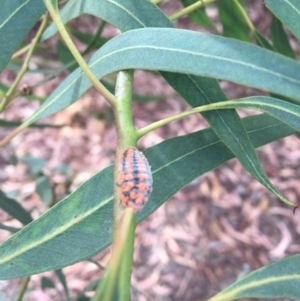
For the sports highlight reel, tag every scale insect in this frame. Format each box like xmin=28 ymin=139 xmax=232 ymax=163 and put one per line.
xmin=117 ymin=147 xmax=153 ymax=211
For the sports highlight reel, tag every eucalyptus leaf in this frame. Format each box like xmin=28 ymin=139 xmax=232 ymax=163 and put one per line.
xmin=36 ymin=175 xmax=53 ymax=206
xmin=264 ymin=0 xmax=300 ymax=40
xmin=56 ymin=40 xmax=78 ymax=72
xmin=208 ymin=254 xmax=300 ymax=301
xmin=211 ymin=96 xmax=300 ymax=134
xmin=55 ymin=269 xmax=70 ymax=299
xmin=0 ymin=0 xmax=46 ymax=72
xmin=41 ymin=276 xmax=55 ymax=290
xmin=218 ymin=0 xmax=250 ymax=42
xmin=271 ymin=15 xmax=295 ymax=59
xmin=20 ymin=155 xmax=46 ymax=176
xmin=0 ymin=190 xmax=33 ymax=225
xmin=17 ymin=0 xmax=300 ymax=227
xmin=0 ymin=224 xmax=21 ymax=233
xmin=0 ymin=113 xmax=296 ymax=279
xmin=0 ymin=119 xmax=63 ymax=128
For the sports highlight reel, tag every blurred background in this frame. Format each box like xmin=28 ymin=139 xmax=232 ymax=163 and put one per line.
xmin=0 ymin=0 xmax=300 ymax=300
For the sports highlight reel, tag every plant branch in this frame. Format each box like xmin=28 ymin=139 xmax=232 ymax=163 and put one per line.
xmin=43 ymin=0 xmax=117 ymax=108
xmin=92 ymin=209 xmax=136 ymax=301
xmin=136 ymin=101 xmax=219 ymax=138
xmin=16 ymin=276 xmax=30 ymax=301
xmin=112 ymin=70 xmax=137 ymax=243
xmin=169 ymin=0 xmax=216 ymax=21
xmin=12 ymin=44 xmax=31 ymax=60
xmin=0 ymin=14 xmax=48 ymax=113
xmin=232 ymin=0 xmax=255 ymax=33
xmin=135 ymin=99 xmax=271 ymax=138
xmin=151 ymin=0 xmax=163 ymax=4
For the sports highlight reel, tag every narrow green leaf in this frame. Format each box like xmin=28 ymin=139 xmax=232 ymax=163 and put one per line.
xmin=25 ymin=28 xmax=300 ymax=124
xmin=22 ymin=0 xmax=300 ymax=226
xmin=55 ymin=269 xmax=70 ymax=299
xmin=0 ymin=82 xmax=9 ymax=92
xmin=253 ymin=30 xmax=274 ymax=51
xmin=181 ymin=0 xmax=213 ymax=27
xmin=0 ymin=113 xmax=296 ymax=279
xmin=71 ymin=30 xmax=110 ymax=49
xmin=20 ymin=155 xmax=46 ymax=176
xmin=264 ymin=0 xmax=300 ymax=40
xmin=0 ymin=190 xmax=33 ymax=225
xmin=35 ymin=175 xmax=53 ymax=206
xmin=42 ymin=0 xmax=172 ymax=40
xmin=0 ymin=119 xmax=63 ymax=128
xmin=41 ymin=276 xmax=55 ymax=290
xmin=271 ymin=15 xmax=295 ymax=59
xmin=211 ymin=96 xmax=300 ymax=134
xmin=218 ymin=0 xmax=250 ymax=42
xmin=56 ymin=40 xmax=78 ymax=72
xmin=208 ymin=254 xmax=300 ymax=301
xmin=0 ymin=224 xmax=21 ymax=233
xmin=0 ymin=0 xmax=46 ymax=72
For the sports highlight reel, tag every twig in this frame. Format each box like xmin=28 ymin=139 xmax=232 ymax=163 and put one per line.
xmin=43 ymin=0 xmax=117 ymax=108
xmin=169 ymin=0 xmax=216 ymax=21
xmin=16 ymin=276 xmax=30 ymax=301
xmin=0 ymin=14 xmax=48 ymax=113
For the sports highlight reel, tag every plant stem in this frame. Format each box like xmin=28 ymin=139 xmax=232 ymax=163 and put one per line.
xmin=112 ymin=70 xmax=137 ymax=243
xmin=232 ymin=0 xmax=255 ymax=33
xmin=43 ymin=0 xmax=117 ymax=108
xmin=12 ymin=44 xmax=31 ymax=60
xmin=0 ymin=14 xmax=48 ymax=113
xmin=151 ymin=0 xmax=163 ymax=4
xmin=16 ymin=276 xmax=30 ymax=301
xmin=118 ymin=209 xmax=136 ymax=300
xmin=169 ymin=0 xmax=216 ymax=21
xmin=92 ymin=209 xmax=136 ymax=301
xmin=90 ymin=71 xmax=137 ymax=301
xmin=136 ymin=102 xmax=215 ymax=138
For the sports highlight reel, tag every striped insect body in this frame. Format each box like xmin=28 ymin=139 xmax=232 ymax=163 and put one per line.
xmin=118 ymin=147 xmax=153 ymax=211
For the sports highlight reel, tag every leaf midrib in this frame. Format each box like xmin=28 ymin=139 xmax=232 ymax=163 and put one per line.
xmin=0 ymin=0 xmax=31 ymax=29
xmin=26 ymin=42 xmax=300 ymax=126
xmin=0 ymin=196 xmax=112 ymax=264
xmin=218 ymin=274 xmax=300 ymax=301
xmin=283 ymin=0 xmax=300 ymax=16
xmin=0 ymin=128 xmax=256 ymax=265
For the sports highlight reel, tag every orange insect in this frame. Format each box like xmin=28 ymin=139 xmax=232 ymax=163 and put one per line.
xmin=118 ymin=147 xmax=153 ymax=211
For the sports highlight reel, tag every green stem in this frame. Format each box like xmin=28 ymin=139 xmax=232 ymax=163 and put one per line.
xmin=0 ymin=14 xmax=48 ymax=113
xmin=169 ymin=0 xmax=216 ymax=21
xmin=16 ymin=277 xmax=30 ymax=301
xmin=232 ymin=0 xmax=255 ymax=33
xmin=92 ymin=209 xmax=136 ymax=301
xmin=91 ymin=70 xmax=137 ymax=300
xmin=136 ymin=101 xmax=219 ymax=138
xmin=12 ymin=44 xmax=31 ymax=59
xmin=118 ymin=209 xmax=136 ymax=300
xmin=112 ymin=70 xmax=137 ymax=243
xmin=43 ymin=0 xmax=117 ymax=108
xmin=82 ymin=20 xmax=107 ymax=55
xmin=151 ymin=0 xmax=163 ymax=4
